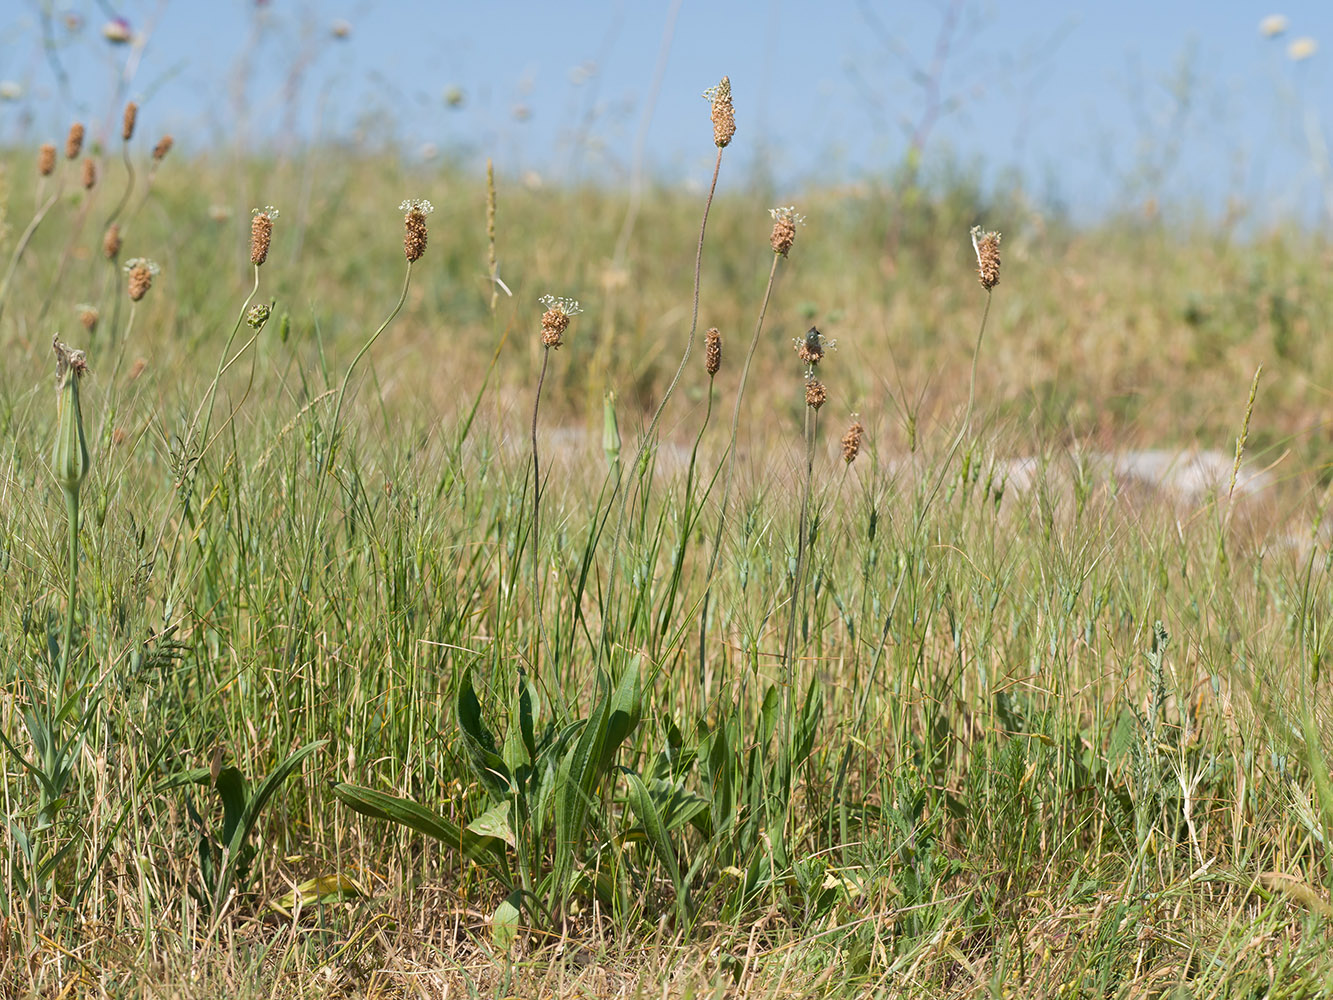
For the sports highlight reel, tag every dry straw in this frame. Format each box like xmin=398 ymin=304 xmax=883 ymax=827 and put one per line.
xmin=103 ymin=223 xmax=121 ymax=260
xmin=250 ymin=206 xmax=278 ymax=266
xmin=65 ymin=121 xmax=84 ymax=160
xmin=539 ymin=294 xmax=582 ymax=349
xmin=153 ymin=135 xmax=173 ymax=162
xmin=122 ymin=101 xmax=138 ymax=141
xmin=841 ymin=418 xmax=865 ymax=464
xmin=38 ymin=143 xmax=56 ymax=177
xmin=705 ymin=327 xmax=722 ymax=376
xmin=400 ymin=198 xmax=433 ymax=263
xmin=124 ymin=257 xmax=159 ymax=301
xmin=704 ymin=76 xmax=735 ymax=148
xmin=971 ymin=226 xmax=1001 ymax=290
xmin=769 ymin=205 xmax=804 ymax=257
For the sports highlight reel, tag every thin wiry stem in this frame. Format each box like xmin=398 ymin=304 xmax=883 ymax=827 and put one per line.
xmin=698 ymin=251 xmax=783 ymax=681
xmin=0 ymin=184 xmax=61 ymax=326
xmin=58 ymin=487 xmax=79 ymax=696
xmin=531 ymin=347 xmax=554 ymax=675
xmin=598 ymin=145 xmax=724 ymax=675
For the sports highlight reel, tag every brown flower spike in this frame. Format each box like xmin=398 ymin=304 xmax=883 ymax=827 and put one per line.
xmin=400 ymin=198 xmax=433 ymax=263
xmin=250 ymin=206 xmax=277 ymax=266
xmin=805 ymin=379 xmax=827 ymax=410
xmin=971 ymin=226 xmax=1001 ymax=290
xmin=153 ymin=135 xmax=173 ymax=162
xmin=77 ymin=304 xmax=99 ymax=333
xmin=38 ymin=143 xmax=56 ymax=177
xmin=122 ymin=101 xmax=138 ymax=141
xmin=704 ymin=77 xmax=735 ymax=148
xmin=769 ymin=206 xmax=804 ymax=257
xmin=841 ymin=419 xmax=865 ymax=464
xmin=103 ymin=223 xmax=121 ymax=260
xmin=705 ymin=327 xmax=722 ymax=376
xmin=65 ymin=121 xmax=84 ymax=160
xmin=539 ymin=294 xmax=582 ymax=350
xmin=124 ymin=258 xmax=160 ymax=302
xmin=81 ymin=157 xmax=96 ymax=190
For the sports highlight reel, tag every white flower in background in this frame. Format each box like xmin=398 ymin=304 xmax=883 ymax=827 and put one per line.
xmin=1288 ymin=36 xmax=1318 ymax=60
xmin=1260 ymin=14 xmax=1289 ymax=38
xmin=0 ymin=81 xmax=21 ymax=101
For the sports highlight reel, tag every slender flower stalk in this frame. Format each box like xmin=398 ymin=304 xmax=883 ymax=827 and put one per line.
xmin=599 ymin=84 xmax=732 ymax=675
xmin=532 ymin=295 xmax=582 ymax=675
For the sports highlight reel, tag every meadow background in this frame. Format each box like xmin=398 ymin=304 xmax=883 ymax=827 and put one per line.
xmin=3 ymin=2 xmax=1333 ymax=997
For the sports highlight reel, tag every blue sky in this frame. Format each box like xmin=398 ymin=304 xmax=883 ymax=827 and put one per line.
xmin=1 ymin=1 xmax=1331 ymax=222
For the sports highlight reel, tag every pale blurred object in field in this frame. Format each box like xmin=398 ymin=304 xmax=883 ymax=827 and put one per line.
xmin=1260 ymin=14 xmax=1289 ymax=38
xmin=208 ymin=204 xmax=231 ymax=223
xmin=331 ymin=19 xmax=351 ymax=40
xmin=0 ymin=81 xmax=21 ymax=101
xmin=102 ymin=17 xmax=132 ymax=44
xmin=62 ymin=11 xmax=83 ymax=32
xmin=444 ymin=86 xmax=465 ymax=108
xmin=419 ymin=142 xmax=438 ymax=161
xmin=512 ymin=104 xmax=532 ymax=122
xmin=1288 ymin=36 xmax=1317 ymax=60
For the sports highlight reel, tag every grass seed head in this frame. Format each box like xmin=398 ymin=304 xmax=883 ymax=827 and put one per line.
xmin=122 ymin=101 xmax=138 ymax=141
xmin=153 ymin=135 xmax=173 ymax=162
xmin=805 ymin=378 xmax=827 ymax=410
xmin=400 ymin=198 xmax=433 ymax=262
xmin=539 ymin=294 xmax=582 ymax=349
xmin=103 ymin=223 xmax=121 ymax=260
xmin=124 ymin=257 xmax=160 ymax=301
xmin=971 ymin=225 xmax=1001 ymax=290
xmin=65 ymin=121 xmax=84 ymax=159
xmin=770 ymin=205 xmax=804 ymax=257
xmin=704 ymin=76 xmax=735 ymax=148
xmin=841 ymin=418 xmax=865 ymax=463
xmin=246 ymin=302 xmax=271 ymax=330
xmin=81 ymin=157 xmax=96 ymax=190
xmin=705 ymin=327 xmax=722 ymax=376
xmin=250 ymin=206 xmax=278 ymax=266
xmin=38 ymin=143 xmax=56 ymax=176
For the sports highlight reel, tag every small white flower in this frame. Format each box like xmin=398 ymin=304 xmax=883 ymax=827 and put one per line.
xmin=123 ymin=258 xmax=160 ymax=275
xmin=539 ymin=294 xmax=583 ymax=316
xmin=769 ymin=205 xmax=806 ymax=225
xmin=0 ymin=81 xmax=22 ymax=101
xmin=252 ymin=205 xmax=279 ymax=220
xmin=1289 ymin=36 xmax=1318 ymax=60
xmin=399 ymin=198 xmax=434 ymax=215
xmin=1260 ymin=14 xmax=1289 ymax=38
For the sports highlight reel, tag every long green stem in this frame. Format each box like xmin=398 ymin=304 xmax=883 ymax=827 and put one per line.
xmin=0 ymin=185 xmax=61 ymax=327
xmin=697 ymin=252 xmax=783 ymax=678
xmin=598 ymin=147 xmax=723 ymax=675
xmin=197 ymin=267 xmax=262 ymax=450
xmin=326 ymin=263 xmax=413 ymax=469
xmin=531 ymin=348 xmax=553 ymax=675
xmin=59 ymin=488 xmax=79 ymax=694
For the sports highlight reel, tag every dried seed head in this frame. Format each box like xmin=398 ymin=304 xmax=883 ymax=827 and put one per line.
xmin=841 ymin=418 xmax=865 ymax=464
xmin=129 ymin=358 xmax=147 ymax=380
xmin=38 ymin=143 xmax=56 ymax=177
xmin=112 ymin=427 xmax=128 ymax=447
xmin=971 ymin=225 xmax=1001 ymax=290
xmin=250 ymin=206 xmax=278 ymax=266
xmin=705 ymin=327 xmax=722 ymax=376
xmin=703 ymin=76 xmax=735 ymax=148
xmin=769 ymin=205 xmax=804 ymax=257
xmin=77 ymin=304 xmax=99 ymax=333
xmin=153 ymin=135 xmax=173 ymax=162
xmin=246 ymin=302 xmax=271 ymax=330
xmin=805 ymin=378 xmax=827 ymax=410
xmin=65 ymin=121 xmax=84 ymax=159
xmin=539 ymin=294 xmax=582 ymax=349
xmin=80 ymin=157 xmax=96 ymax=190
xmin=124 ymin=257 xmax=160 ymax=301
xmin=103 ymin=223 xmax=121 ymax=260
xmin=122 ymin=101 xmax=138 ymax=141
xmin=400 ymin=198 xmax=433 ymax=262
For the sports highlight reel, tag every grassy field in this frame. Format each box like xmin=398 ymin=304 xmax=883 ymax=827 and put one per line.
xmin=3 ymin=97 xmax=1333 ymax=998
